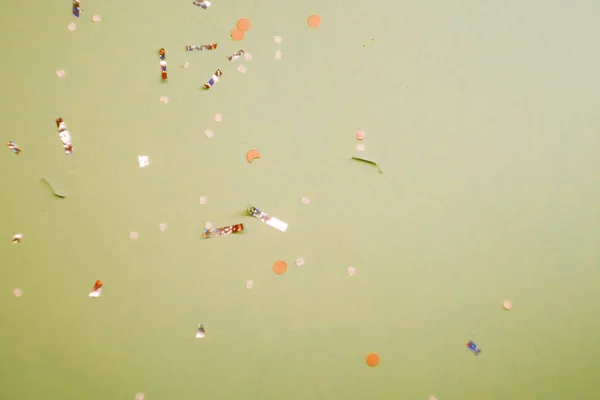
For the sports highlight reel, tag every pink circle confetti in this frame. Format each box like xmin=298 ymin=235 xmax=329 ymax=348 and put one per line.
xmin=182 ymin=62 xmax=190 ymax=68
xmin=246 ymin=280 xmax=254 ymax=289
xmin=129 ymin=232 xmax=139 ymax=240
xmin=237 ymin=64 xmax=247 ymax=74
xmin=91 ymin=15 xmax=101 ymax=23
xmin=56 ymin=70 xmax=66 ymax=78
xmin=348 ymin=267 xmax=356 ymax=276
xmin=429 ymin=397 xmax=438 ymax=400
xmin=135 ymin=393 xmax=145 ymax=400
xmin=159 ymin=223 xmax=167 ymax=232
xmin=274 ymin=50 xmax=282 ymax=60
xmin=244 ymin=52 xmax=252 ymax=61
xmin=300 ymin=197 xmax=310 ymax=206
xmin=159 ymin=96 xmax=169 ymax=104
xmin=204 ymin=129 xmax=214 ymax=139
xmin=273 ymin=36 xmax=282 ymax=44
xmin=356 ymin=131 xmax=365 ymax=140
xmin=13 ymin=288 xmax=22 ymax=297
xmin=503 ymin=300 xmax=512 ymax=310
xmin=199 ymin=196 xmax=207 ymax=205
xmin=68 ymin=22 xmax=76 ymax=31
xmin=356 ymin=143 xmax=365 ymax=152
xmin=214 ymin=114 xmax=222 ymax=123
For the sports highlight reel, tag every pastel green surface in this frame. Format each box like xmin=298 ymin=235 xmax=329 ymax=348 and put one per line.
xmin=2 ymin=1 xmax=600 ymax=399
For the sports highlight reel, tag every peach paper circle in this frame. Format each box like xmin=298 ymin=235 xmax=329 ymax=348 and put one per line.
xmin=246 ymin=149 xmax=260 ymax=163
xmin=237 ymin=18 xmax=252 ymax=31
xmin=273 ymin=260 xmax=287 ymax=275
xmin=307 ymin=14 xmax=321 ymax=28
xmin=366 ymin=353 xmax=380 ymax=367
xmin=231 ymin=28 xmax=245 ymax=41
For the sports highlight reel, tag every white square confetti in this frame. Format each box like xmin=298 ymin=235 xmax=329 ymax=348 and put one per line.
xmin=138 ymin=156 xmax=149 ymax=168
xmin=295 ymin=258 xmax=305 ymax=267
xmin=246 ymin=280 xmax=254 ymax=289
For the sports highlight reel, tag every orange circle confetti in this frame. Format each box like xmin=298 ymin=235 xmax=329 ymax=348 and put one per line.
xmin=236 ymin=18 xmax=252 ymax=32
xmin=273 ymin=260 xmax=287 ymax=275
xmin=231 ymin=28 xmax=245 ymax=41
xmin=246 ymin=149 xmax=261 ymax=163
xmin=366 ymin=353 xmax=380 ymax=367
xmin=307 ymin=14 xmax=321 ymax=28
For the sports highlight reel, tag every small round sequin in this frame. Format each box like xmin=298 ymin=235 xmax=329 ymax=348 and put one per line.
xmin=56 ymin=70 xmax=66 ymax=78
xmin=273 ymin=36 xmax=282 ymax=44
xmin=307 ymin=14 xmax=321 ymax=29
xmin=237 ymin=64 xmax=247 ymax=74
xmin=159 ymin=223 xmax=167 ymax=232
xmin=356 ymin=131 xmax=365 ymax=140
xmin=214 ymin=114 xmax=222 ymax=123
xmin=295 ymin=258 xmax=305 ymax=267
xmin=204 ymin=129 xmax=214 ymax=138
xmin=503 ymin=300 xmax=512 ymax=310
xmin=159 ymin=96 xmax=169 ymax=104
xmin=129 ymin=232 xmax=139 ymax=240
xmin=348 ymin=267 xmax=356 ymax=276
xmin=243 ymin=52 xmax=252 ymax=61
xmin=231 ymin=28 xmax=245 ymax=41
xmin=91 ymin=15 xmax=101 ymax=23
xmin=199 ymin=196 xmax=207 ymax=205
xmin=68 ymin=22 xmax=76 ymax=31
xmin=356 ymin=143 xmax=365 ymax=152
xmin=273 ymin=260 xmax=287 ymax=275
xmin=237 ymin=18 xmax=252 ymax=32
xmin=274 ymin=51 xmax=282 ymax=60
xmin=13 ymin=288 xmax=22 ymax=297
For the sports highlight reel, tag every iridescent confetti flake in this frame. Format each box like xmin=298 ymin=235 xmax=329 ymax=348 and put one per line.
xmin=204 ymin=221 xmax=213 ymax=230
xmin=300 ymin=197 xmax=310 ymax=206
xmin=12 ymin=234 xmax=23 ymax=244
xmin=68 ymin=22 xmax=76 ymax=31
xmin=429 ymin=397 xmax=438 ymax=400
xmin=159 ymin=96 xmax=169 ymax=104
xmin=503 ymin=300 xmax=512 ymax=310
xmin=56 ymin=70 xmax=66 ymax=78
xmin=273 ymin=36 xmax=282 ymax=44
xmin=204 ymin=129 xmax=214 ymax=139
xmin=348 ymin=267 xmax=356 ymax=276
xmin=182 ymin=62 xmax=190 ymax=68
xmin=295 ymin=258 xmax=305 ymax=267
xmin=13 ymin=288 xmax=22 ymax=297
xmin=274 ymin=50 xmax=282 ymax=60
xmin=129 ymin=232 xmax=139 ymax=240
xmin=243 ymin=52 xmax=252 ymax=61
xmin=237 ymin=64 xmax=247 ymax=74
xmin=159 ymin=223 xmax=167 ymax=232
xmin=356 ymin=131 xmax=365 ymax=140
xmin=356 ymin=143 xmax=365 ymax=152
xmin=199 ymin=196 xmax=207 ymax=205
xmin=135 ymin=393 xmax=145 ymax=400
xmin=91 ymin=15 xmax=101 ymax=23
xmin=214 ymin=114 xmax=222 ymax=123
xmin=138 ymin=155 xmax=149 ymax=168
xmin=246 ymin=280 xmax=254 ymax=289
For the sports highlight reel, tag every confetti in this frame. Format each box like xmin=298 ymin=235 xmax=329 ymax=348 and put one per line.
xmin=237 ymin=64 xmax=247 ymax=74
xmin=192 ymin=0 xmax=210 ymax=9
xmin=159 ymin=96 xmax=169 ymax=103
xmin=307 ymin=14 xmax=321 ymax=28
xmin=356 ymin=143 xmax=365 ymax=152
xmin=204 ymin=221 xmax=213 ymax=230
xmin=273 ymin=36 xmax=282 ymax=44
xmin=351 ymin=156 xmax=383 ymax=173
xmin=366 ymin=353 xmax=380 ymax=367
xmin=295 ymin=258 xmax=305 ymax=267
xmin=138 ymin=155 xmax=149 ymax=168
xmin=248 ymin=205 xmax=288 ymax=232
xmin=203 ymin=69 xmax=222 ymax=89
xmin=68 ymin=22 xmax=76 ymax=31
xmin=214 ymin=114 xmax=222 ymax=123
xmin=12 ymin=234 xmax=22 ymax=244
xmin=72 ymin=0 xmax=81 ymax=18
xmin=429 ymin=397 xmax=438 ymax=400
xmin=227 ymin=50 xmax=245 ymax=62
xmin=182 ymin=62 xmax=190 ymax=68
xmin=159 ymin=48 xmax=167 ymax=82
xmin=88 ymin=280 xmax=102 ymax=298
xmin=356 ymin=131 xmax=365 ymax=140
xmin=12 ymin=288 xmax=22 ymax=297
xmin=300 ymin=197 xmax=310 ymax=206
xmin=195 ymin=323 xmax=206 ymax=338
xmin=273 ymin=260 xmax=287 ymax=275
xmin=186 ymin=44 xmax=217 ymax=51
xmin=56 ymin=70 xmax=66 ymax=78
xmin=135 ymin=394 xmax=145 ymax=400
xmin=159 ymin=223 xmax=167 ymax=232
xmin=129 ymin=232 xmax=139 ymax=240
xmin=56 ymin=118 xmax=73 ymax=154
xmin=348 ymin=267 xmax=356 ymax=276
xmin=231 ymin=28 xmax=245 ymax=42
xmin=237 ymin=18 xmax=251 ymax=32
xmin=466 ymin=340 xmax=482 ymax=355
xmin=6 ymin=141 xmax=22 ymax=155
xmin=503 ymin=300 xmax=512 ymax=310
xmin=204 ymin=129 xmax=214 ymax=138
xmin=245 ymin=149 xmax=260 ymax=163
xmin=243 ymin=52 xmax=252 ymax=61
xmin=203 ymin=223 xmax=243 ymax=239
xmin=91 ymin=15 xmax=101 ymax=23
xmin=246 ymin=280 xmax=254 ymax=289
xmin=274 ymin=51 xmax=282 ymax=60
xmin=199 ymin=196 xmax=207 ymax=205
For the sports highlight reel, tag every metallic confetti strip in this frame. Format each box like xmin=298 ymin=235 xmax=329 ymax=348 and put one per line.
xmin=247 ymin=205 xmax=288 ymax=232
xmin=227 ymin=50 xmax=245 ymax=62
xmin=73 ymin=0 xmax=81 ymax=17
xmin=192 ymin=0 xmax=211 ymax=9
xmin=6 ymin=141 xmax=21 ymax=155
xmin=159 ymin=48 xmax=167 ymax=82
xmin=186 ymin=44 xmax=217 ymax=51
xmin=88 ymin=280 xmax=102 ymax=298
xmin=203 ymin=223 xmax=244 ymax=239
xmin=195 ymin=324 xmax=206 ymax=338
xmin=466 ymin=340 xmax=482 ymax=355
xmin=56 ymin=118 xmax=73 ymax=154
xmin=203 ymin=69 xmax=222 ymax=89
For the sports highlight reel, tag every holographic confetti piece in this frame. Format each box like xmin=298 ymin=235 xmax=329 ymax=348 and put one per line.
xmin=129 ymin=232 xmax=139 ymax=240
xmin=135 ymin=393 xmax=145 ymax=400
xmin=351 ymin=156 xmax=383 ymax=173
xmin=138 ymin=156 xmax=149 ymax=168
xmin=91 ymin=15 xmax=101 ymax=23
xmin=356 ymin=143 xmax=365 ymax=152
xmin=56 ymin=118 xmax=73 ymax=154
xmin=199 ymin=196 xmax=207 ymax=205
xmin=214 ymin=114 xmax=222 ymax=122
xmin=159 ymin=223 xmax=167 ymax=232
xmin=159 ymin=48 xmax=167 ymax=82
xmin=182 ymin=62 xmax=190 ymax=68
xmin=12 ymin=234 xmax=22 ymax=244
xmin=88 ymin=280 xmax=102 ymax=298
xmin=68 ymin=22 xmax=76 ymax=31
xmin=237 ymin=64 xmax=247 ymax=74
xmin=56 ymin=69 xmax=66 ymax=78
xmin=6 ymin=141 xmax=22 ymax=155
xmin=247 ymin=205 xmax=288 ymax=232
xmin=203 ymin=223 xmax=244 ymax=239
xmin=12 ymin=288 xmax=22 ymax=297
xmin=186 ymin=44 xmax=218 ymax=51
xmin=192 ymin=0 xmax=211 ymax=9
xmin=274 ymin=51 xmax=282 ymax=60
xmin=204 ymin=129 xmax=214 ymax=138
xmin=356 ymin=131 xmax=365 ymax=140
xmin=226 ymin=49 xmax=245 ymax=61
xmin=466 ymin=340 xmax=481 ymax=355
xmin=295 ymin=258 xmax=305 ymax=267
xmin=195 ymin=323 xmax=206 ymax=338
xmin=273 ymin=36 xmax=282 ymax=44
xmin=300 ymin=197 xmax=310 ymax=206
xmin=204 ymin=221 xmax=213 ymax=230
xmin=72 ymin=0 xmax=81 ymax=17
xmin=243 ymin=52 xmax=252 ymax=61
xmin=203 ymin=69 xmax=222 ymax=89
xmin=246 ymin=280 xmax=254 ymax=289
xmin=348 ymin=267 xmax=356 ymax=276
